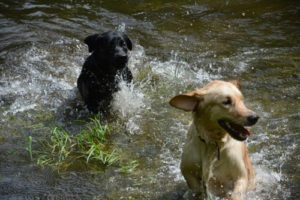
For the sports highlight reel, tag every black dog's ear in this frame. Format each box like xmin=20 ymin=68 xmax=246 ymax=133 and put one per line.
xmin=84 ymin=34 xmax=100 ymax=52
xmin=122 ymin=33 xmax=132 ymax=50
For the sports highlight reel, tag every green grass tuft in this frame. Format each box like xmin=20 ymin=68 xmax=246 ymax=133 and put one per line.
xmin=29 ymin=115 xmax=131 ymax=172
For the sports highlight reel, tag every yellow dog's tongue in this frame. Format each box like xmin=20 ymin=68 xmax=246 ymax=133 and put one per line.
xmin=247 ymin=129 xmax=251 ymax=135
xmin=230 ymin=123 xmax=251 ymax=135
xmin=218 ymin=120 xmax=251 ymax=141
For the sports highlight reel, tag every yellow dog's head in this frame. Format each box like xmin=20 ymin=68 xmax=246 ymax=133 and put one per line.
xmin=170 ymin=80 xmax=259 ymax=141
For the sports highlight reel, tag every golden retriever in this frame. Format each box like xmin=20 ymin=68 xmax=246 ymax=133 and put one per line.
xmin=169 ymin=80 xmax=259 ymax=199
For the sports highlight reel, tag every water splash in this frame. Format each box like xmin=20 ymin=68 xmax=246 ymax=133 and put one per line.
xmin=149 ymin=50 xmax=221 ymax=86
xmin=117 ymin=22 xmax=126 ymax=32
xmin=247 ymin=166 xmax=288 ymax=199
xmin=1 ymin=38 xmax=83 ymax=116
xmin=112 ymin=80 xmax=145 ymax=118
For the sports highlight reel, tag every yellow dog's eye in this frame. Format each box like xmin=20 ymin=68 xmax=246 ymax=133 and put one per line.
xmin=223 ymin=97 xmax=232 ymax=105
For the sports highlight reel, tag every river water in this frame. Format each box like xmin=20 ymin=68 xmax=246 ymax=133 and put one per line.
xmin=0 ymin=0 xmax=299 ymax=199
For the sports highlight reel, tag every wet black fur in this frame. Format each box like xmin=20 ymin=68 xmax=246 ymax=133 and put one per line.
xmin=77 ymin=31 xmax=133 ymax=113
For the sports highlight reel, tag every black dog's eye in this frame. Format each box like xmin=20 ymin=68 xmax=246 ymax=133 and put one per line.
xmin=119 ymin=40 xmax=126 ymax=47
xmin=223 ymin=97 xmax=232 ymax=105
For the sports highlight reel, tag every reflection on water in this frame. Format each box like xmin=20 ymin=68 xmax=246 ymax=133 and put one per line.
xmin=0 ymin=0 xmax=299 ymax=199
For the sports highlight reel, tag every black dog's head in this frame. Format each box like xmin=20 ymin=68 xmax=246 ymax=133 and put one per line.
xmin=84 ymin=31 xmax=132 ymax=68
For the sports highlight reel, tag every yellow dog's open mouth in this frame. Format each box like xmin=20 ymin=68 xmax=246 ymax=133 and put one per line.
xmin=218 ymin=120 xmax=251 ymax=141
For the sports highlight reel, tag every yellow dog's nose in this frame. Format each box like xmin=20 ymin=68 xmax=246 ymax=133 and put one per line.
xmin=247 ymin=114 xmax=259 ymax=126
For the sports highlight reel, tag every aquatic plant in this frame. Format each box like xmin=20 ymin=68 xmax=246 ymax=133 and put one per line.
xmin=26 ymin=135 xmax=33 ymax=161
xmin=26 ymin=115 xmax=137 ymax=172
xmin=117 ymin=160 xmax=139 ymax=174
xmin=76 ymin=118 xmax=119 ymax=166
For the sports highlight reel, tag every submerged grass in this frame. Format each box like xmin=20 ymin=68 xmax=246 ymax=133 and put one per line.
xmin=26 ymin=135 xmax=33 ymax=161
xmin=28 ymin=115 xmax=138 ymax=173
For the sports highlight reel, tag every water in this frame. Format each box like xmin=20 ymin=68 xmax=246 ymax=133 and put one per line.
xmin=0 ymin=0 xmax=299 ymax=199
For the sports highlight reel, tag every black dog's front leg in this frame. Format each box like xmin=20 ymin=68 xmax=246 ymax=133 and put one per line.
xmin=77 ymin=72 xmax=103 ymax=113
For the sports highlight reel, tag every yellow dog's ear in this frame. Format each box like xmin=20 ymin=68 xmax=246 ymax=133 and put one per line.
xmin=229 ymin=80 xmax=242 ymax=90
xmin=169 ymin=91 xmax=203 ymax=112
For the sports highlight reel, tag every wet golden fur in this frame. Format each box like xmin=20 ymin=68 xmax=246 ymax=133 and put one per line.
xmin=170 ymin=80 xmax=259 ymax=199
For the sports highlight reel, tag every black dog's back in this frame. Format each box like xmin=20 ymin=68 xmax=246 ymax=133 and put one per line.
xmin=77 ymin=31 xmax=133 ymax=113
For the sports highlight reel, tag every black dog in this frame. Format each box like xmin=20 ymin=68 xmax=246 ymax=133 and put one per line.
xmin=77 ymin=31 xmax=133 ymax=113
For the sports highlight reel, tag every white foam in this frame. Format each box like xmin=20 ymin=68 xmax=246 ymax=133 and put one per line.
xmin=112 ymin=80 xmax=145 ymax=118
xmin=247 ymin=165 xmax=287 ymax=199
xmin=149 ymin=51 xmax=220 ymax=85
xmin=125 ymin=115 xmax=143 ymax=135
xmin=5 ymin=103 xmax=37 ymax=115
xmin=1 ymin=39 xmax=83 ymax=116
xmin=117 ymin=22 xmax=126 ymax=32
xmin=159 ymin=148 xmax=184 ymax=182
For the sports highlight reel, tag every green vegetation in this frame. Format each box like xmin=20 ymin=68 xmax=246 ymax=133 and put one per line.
xmin=26 ymin=135 xmax=33 ymax=161
xmin=27 ymin=115 xmax=138 ymax=173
